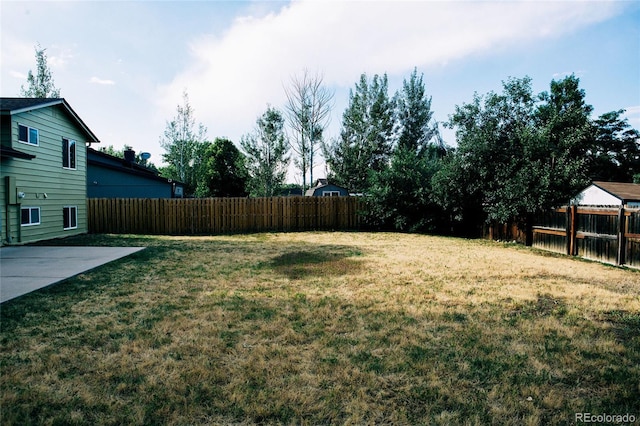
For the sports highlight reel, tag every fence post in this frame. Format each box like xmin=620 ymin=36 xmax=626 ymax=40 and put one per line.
xmin=617 ymin=206 xmax=626 ymax=266
xmin=565 ymin=206 xmax=571 ymax=255
xmin=568 ymin=205 xmax=577 ymax=256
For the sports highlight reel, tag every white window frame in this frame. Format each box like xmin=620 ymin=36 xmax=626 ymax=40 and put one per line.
xmin=18 ymin=124 xmax=39 ymax=146
xmin=322 ymin=191 xmax=340 ymax=197
xmin=63 ymin=206 xmax=78 ymax=230
xmin=62 ymin=138 xmax=77 ymax=170
xmin=21 ymin=206 xmax=41 ymax=226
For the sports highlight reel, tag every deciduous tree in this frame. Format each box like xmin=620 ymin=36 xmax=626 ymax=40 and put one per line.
xmin=440 ymin=75 xmax=594 ymax=228
xmin=284 ymin=70 xmax=333 ymax=192
xmin=196 ymin=138 xmax=248 ymax=198
xmin=534 ymin=74 xmax=594 ymax=207
xmin=367 ymin=146 xmax=447 ymax=232
xmin=588 ymin=109 xmax=640 ymax=182
xmin=159 ymin=91 xmax=206 ymax=195
xmin=20 ymin=43 xmax=60 ymax=98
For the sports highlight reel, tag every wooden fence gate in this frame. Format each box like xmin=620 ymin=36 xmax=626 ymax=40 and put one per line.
xmin=532 ymin=206 xmax=640 ymax=267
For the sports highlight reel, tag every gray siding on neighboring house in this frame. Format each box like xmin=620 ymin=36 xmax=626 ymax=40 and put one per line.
xmin=87 ymin=148 xmax=178 ymax=198
xmin=1 ymin=99 xmax=97 ymax=244
xmin=88 ymin=165 xmax=174 ymax=198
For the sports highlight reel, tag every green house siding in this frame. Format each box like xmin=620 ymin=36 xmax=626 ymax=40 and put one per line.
xmin=1 ymin=100 xmax=95 ymax=244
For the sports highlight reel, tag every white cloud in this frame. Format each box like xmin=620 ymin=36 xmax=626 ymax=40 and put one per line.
xmin=46 ymin=45 xmax=75 ymax=69
xmin=90 ymin=76 xmax=116 ymax=86
xmin=623 ymin=105 xmax=640 ymax=130
xmin=9 ymin=70 xmax=27 ymax=80
xmin=157 ymin=0 xmax=625 ymax=144
xmin=552 ymin=70 xmax=587 ymax=80
xmin=1 ymin=35 xmax=38 ymax=73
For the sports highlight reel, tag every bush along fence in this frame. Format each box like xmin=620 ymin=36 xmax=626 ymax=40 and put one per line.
xmin=532 ymin=206 xmax=640 ymax=268
xmin=88 ymin=196 xmax=362 ymax=236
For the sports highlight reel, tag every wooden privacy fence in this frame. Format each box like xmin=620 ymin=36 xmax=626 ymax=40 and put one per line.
xmin=88 ymin=196 xmax=362 ymax=235
xmin=532 ymin=206 xmax=640 ymax=267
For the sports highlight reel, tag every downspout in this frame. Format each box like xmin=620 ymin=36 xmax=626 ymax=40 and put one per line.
xmin=4 ymin=176 xmax=14 ymax=244
xmin=5 ymin=203 xmax=11 ymax=244
xmin=17 ymin=203 xmax=21 ymax=243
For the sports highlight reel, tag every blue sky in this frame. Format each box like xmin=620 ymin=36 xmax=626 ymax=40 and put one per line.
xmin=2 ymin=0 xmax=639 ymax=183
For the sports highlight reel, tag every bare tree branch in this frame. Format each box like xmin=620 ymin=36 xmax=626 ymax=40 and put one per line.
xmin=283 ymin=69 xmax=334 ymax=192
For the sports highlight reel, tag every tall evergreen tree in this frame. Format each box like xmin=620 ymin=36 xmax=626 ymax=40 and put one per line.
xmin=395 ymin=68 xmax=443 ymax=155
xmin=366 ymin=69 xmax=447 ymax=232
xmin=241 ymin=106 xmax=290 ymax=197
xmin=20 ymin=43 xmax=60 ymax=98
xmin=325 ymin=73 xmax=395 ymax=193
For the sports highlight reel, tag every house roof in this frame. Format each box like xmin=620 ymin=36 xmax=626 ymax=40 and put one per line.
xmin=0 ymin=145 xmax=36 ymax=160
xmin=88 ymin=148 xmax=183 ymax=186
xmin=592 ymin=181 xmax=640 ymax=202
xmin=0 ymin=97 xmax=100 ymax=144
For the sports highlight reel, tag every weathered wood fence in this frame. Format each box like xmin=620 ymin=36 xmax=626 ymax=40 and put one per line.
xmin=88 ymin=197 xmax=362 ymax=235
xmin=532 ymin=206 xmax=640 ymax=267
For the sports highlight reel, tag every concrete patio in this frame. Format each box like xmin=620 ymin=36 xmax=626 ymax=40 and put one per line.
xmin=0 ymin=246 xmax=145 ymax=303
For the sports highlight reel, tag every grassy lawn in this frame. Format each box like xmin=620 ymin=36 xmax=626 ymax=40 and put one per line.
xmin=1 ymin=232 xmax=639 ymax=425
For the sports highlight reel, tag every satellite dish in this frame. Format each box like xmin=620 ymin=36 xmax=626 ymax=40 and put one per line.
xmin=140 ymin=152 xmax=151 ymax=160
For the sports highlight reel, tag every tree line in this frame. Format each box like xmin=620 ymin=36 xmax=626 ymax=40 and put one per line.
xmin=158 ymin=69 xmax=638 ymax=236
xmin=20 ymin=44 xmax=640 ymax=236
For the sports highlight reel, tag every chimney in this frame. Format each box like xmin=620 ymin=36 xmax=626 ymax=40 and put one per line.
xmin=124 ymin=149 xmax=136 ymax=163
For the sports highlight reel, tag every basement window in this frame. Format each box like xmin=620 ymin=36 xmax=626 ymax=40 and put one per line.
xmin=18 ymin=124 xmax=39 ymax=146
xmin=21 ymin=207 xmax=40 ymax=226
xmin=63 ymin=206 xmax=77 ymax=230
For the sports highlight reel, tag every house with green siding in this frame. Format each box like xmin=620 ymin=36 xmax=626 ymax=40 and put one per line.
xmin=1 ymin=98 xmax=100 ymax=245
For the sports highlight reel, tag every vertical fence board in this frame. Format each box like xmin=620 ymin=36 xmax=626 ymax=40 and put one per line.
xmin=530 ymin=205 xmax=639 ymax=268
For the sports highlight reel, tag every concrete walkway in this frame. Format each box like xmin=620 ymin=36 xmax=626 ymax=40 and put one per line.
xmin=1 ymin=246 xmax=145 ymax=303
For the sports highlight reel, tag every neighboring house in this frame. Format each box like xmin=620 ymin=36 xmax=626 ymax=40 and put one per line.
xmin=88 ymin=148 xmax=184 ymax=198
xmin=1 ymin=98 xmax=99 ymax=244
xmin=572 ymin=181 xmax=640 ymax=207
xmin=305 ymin=179 xmax=349 ymax=197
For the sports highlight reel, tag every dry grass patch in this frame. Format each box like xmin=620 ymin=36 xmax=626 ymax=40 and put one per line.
xmin=1 ymin=232 xmax=639 ymax=425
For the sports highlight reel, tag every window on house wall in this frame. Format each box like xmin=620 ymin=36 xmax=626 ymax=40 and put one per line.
xmin=63 ymin=206 xmax=77 ymax=230
xmin=21 ymin=207 xmax=40 ymax=226
xmin=62 ymin=138 xmax=76 ymax=169
xmin=322 ymin=191 xmax=340 ymax=197
xmin=18 ymin=124 xmax=39 ymax=145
